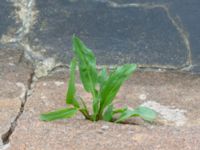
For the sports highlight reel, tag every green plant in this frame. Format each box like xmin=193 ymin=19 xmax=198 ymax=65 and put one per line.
xmin=40 ymin=35 xmax=157 ymax=123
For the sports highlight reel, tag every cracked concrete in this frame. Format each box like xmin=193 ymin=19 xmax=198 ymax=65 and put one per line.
xmin=0 ymin=47 xmax=34 ymax=149
xmin=1 ymin=71 xmax=35 ymax=144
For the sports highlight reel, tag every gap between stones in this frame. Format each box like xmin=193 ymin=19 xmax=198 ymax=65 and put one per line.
xmin=1 ymin=71 xmax=35 ymax=145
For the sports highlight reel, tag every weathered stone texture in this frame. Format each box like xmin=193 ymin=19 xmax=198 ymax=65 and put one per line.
xmin=9 ymin=71 xmax=200 ymax=149
xmin=0 ymin=1 xmax=16 ymax=38
xmin=27 ymin=0 xmax=188 ymax=67
xmin=1 ymin=0 xmax=200 ymax=72
xmin=0 ymin=47 xmax=33 ymax=146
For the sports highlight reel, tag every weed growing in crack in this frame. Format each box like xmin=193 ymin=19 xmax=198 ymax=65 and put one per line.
xmin=40 ymin=35 xmax=157 ymax=123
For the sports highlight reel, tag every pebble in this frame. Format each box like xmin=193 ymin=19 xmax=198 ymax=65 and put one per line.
xmin=139 ymin=94 xmax=147 ymax=101
xmin=101 ymin=125 xmax=109 ymax=130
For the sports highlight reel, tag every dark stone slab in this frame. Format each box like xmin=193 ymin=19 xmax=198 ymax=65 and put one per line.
xmin=0 ymin=0 xmax=199 ymax=72
xmin=169 ymin=0 xmax=200 ymax=72
xmin=0 ymin=1 xmax=16 ymax=39
xmin=113 ymin=0 xmax=200 ymax=71
xmin=28 ymin=0 xmax=188 ymax=67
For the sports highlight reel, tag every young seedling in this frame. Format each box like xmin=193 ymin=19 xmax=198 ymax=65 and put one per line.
xmin=40 ymin=35 xmax=157 ymax=123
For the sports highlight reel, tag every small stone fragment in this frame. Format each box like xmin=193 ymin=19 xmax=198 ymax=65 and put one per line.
xmin=101 ymin=125 xmax=109 ymax=130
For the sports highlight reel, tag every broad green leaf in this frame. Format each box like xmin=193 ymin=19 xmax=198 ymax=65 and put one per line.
xmin=99 ymin=64 xmax=137 ymax=115
xmin=72 ymin=35 xmax=99 ymax=120
xmin=133 ymin=106 xmax=157 ymax=122
xmin=72 ymin=35 xmax=98 ymax=93
xmin=115 ymin=109 xmax=135 ymax=123
xmin=40 ymin=107 xmax=78 ymax=121
xmin=103 ymin=104 xmax=113 ymax=121
xmin=98 ymin=67 xmax=108 ymax=86
xmin=115 ymin=106 xmax=157 ymax=123
xmin=66 ymin=58 xmax=79 ymax=108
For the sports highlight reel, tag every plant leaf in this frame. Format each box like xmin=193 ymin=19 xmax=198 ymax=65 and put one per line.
xmin=72 ymin=35 xmax=99 ymax=120
xmin=79 ymin=97 xmax=91 ymax=120
xmin=115 ymin=109 xmax=135 ymax=123
xmin=99 ymin=64 xmax=137 ymax=115
xmin=66 ymin=58 xmax=79 ymax=108
xmin=40 ymin=107 xmax=78 ymax=121
xmin=72 ymin=35 xmax=98 ymax=93
xmin=115 ymin=106 xmax=157 ymax=123
xmin=103 ymin=104 xmax=113 ymax=121
xmin=133 ymin=106 xmax=157 ymax=122
xmin=113 ymin=107 xmax=128 ymax=114
xmin=92 ymin=97 xmax=100 ymax=121
xmin=98 ymin=67 xmax=108 ymax=86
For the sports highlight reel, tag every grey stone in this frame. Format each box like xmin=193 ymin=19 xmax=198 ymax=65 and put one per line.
xmin=0 ymin=1 xmax=16 ymax=38
xmin=1 ymin=0 xmax=200 ymax=73
xmin=169 ymin=0 xmax=200 ymax=72
xmin=113 ymin=0 xmax=200 ymax=71
xmin=27 ymin=0 xmax=188 ymax=68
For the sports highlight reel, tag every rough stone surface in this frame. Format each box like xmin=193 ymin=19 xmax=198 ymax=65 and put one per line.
xmin=0 ymin=1 xmax=16 ymax=38
xmin=0 ymin=0 xmax=200 ymax=72
xmin=9 ymin=70 xmax=200 ymax=150
xmin=114 ymin=0 xmax=200 ymax=70
xmin=170 ymin=0 xmax=200 ymax=72
xmin=0 ymin=47 xmax=33 ymax=147
xmin=28 ymin=0 xmax=188 ymax=67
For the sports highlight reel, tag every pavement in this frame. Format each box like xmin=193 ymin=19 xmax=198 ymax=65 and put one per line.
xmin=0 ymin=47 xmax=33 ymax=149
xmin=1 ymin=48 xmax=200 ymax=150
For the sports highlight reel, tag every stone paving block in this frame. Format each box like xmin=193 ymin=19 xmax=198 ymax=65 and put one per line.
xmin=0 ymin=1 xmax=16 ymax=38
xmin=27 ymin=0 xmax=188 ymax=67
xmin=9 ymin=70 xmax=200 ymax=150
xmin=1 ymin=0 xmax=200 ymax=72
xmin=169 ymin=0 xmax=200 ymax=72
xmin=112 ymin=0 xmax=200 ymax=71
xmin=0 ymin=47 xmax=33 ymax=146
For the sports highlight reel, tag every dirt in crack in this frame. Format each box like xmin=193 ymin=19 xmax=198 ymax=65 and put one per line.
xmin=1 ymin=71 xmax=35 ymax=145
